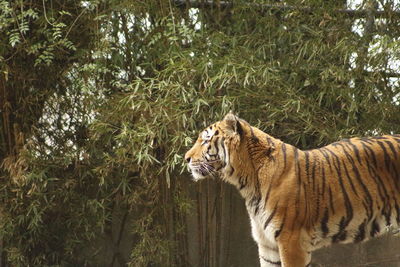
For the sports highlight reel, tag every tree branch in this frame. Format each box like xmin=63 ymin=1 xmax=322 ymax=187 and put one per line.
xmin=173 ymin=0 xmax=400 ymax=18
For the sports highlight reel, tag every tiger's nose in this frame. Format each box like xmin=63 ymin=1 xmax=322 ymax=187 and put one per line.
xmin=184 ymin=150 xmax=192 ymax=163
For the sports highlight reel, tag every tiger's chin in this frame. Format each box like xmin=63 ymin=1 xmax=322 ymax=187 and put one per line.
xmin=190 ymin=170 xmax=209 ymax=181
xmin=188 ymin=166 xmax=217 ymax=181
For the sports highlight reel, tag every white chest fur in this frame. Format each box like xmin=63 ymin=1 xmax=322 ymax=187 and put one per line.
xmin=249 ymin=210 xmax=279 ymax=250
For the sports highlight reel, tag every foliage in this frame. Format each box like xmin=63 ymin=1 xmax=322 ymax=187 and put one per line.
xmin=1 ymin=0 xmax=400 ymax=266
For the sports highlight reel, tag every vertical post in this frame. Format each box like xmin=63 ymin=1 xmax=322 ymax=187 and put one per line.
xmin=0 ymin=68 xmax=7 ymax=267
xmin=355 ymin=0 xmax=376 ymax=75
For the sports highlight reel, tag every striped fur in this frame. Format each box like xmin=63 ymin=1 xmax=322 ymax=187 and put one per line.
xmin=185 ymin=113 xmax=400 ymax=267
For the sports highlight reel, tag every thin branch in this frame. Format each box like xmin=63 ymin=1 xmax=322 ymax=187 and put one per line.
xmin=65 ymin=8 xmax=86 ymax=39
xmin=357 ymin=70 xmax=400 ymax=78
xmin=42 ymin=0 xmax=54 ymax=25
xmin=173 ymin=0 xmax=400 ymax=18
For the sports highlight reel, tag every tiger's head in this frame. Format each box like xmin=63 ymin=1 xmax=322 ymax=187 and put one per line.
xmin=184 ymin=112 xmax=253 ymax=182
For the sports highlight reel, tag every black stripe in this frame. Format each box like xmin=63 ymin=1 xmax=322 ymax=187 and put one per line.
xmin=384 ymin=140 xmax=398 ymax=159
xmin=206 ymin=143 xmax=212 ymax=154
xmin=365 ymin=163 xmax=388 ymax=208
xmin=370 ymin=219 xmax=380 ymax=237
xmin=332 ymin=216 xmax=347 ymax=243
xmin=302 ymin=179 xmax=310 ymax=228
xmin=264 ymin=181 xmax=274 ymax=212
xmin=304 ymin=151 xmax=310 ymax=183
xmin=248 ymin=125 xmax=258 ymax=142
xmin=206 ymin=137 xmax=220 ymax=158
xmin=264 ymin=204 xmax=278 ymax=229
xmin=229 ymin=166 xmax=235 ymax=176
xmin=360 ymin=137 xmax=373 ymax=144
xmin=261 ymin=257 xmax=281 ymax=266
xmin=275 ymin=210 xmax=287 ymax=239
xmin=238 ymin=176 xmax=247 ymax=190
xmin=392 ymin=165 xmax=400 ymax=193
xmin=311 ymin=153 xmax=317 ymax=193
xmin=319 ymin=149 xmax=333 ymax=172
xmin=341 ymin=159 xmax=359 ymax=197
xmin=383 ymin=207 xmax=391 ymax=227
xmin=391 ymin=136 xmax=400 ymax=145
xmin=206 ymin=135 xmax=216 ymax=151
xmin=325 ymin=148 xmax=354 ymax=228
xmin=281 ymin=143 xmax=287 ymax=170
xmin=354 ymin=220 xmax=366 ymax=243
xmin=376 ymin=141 xmax=391 ymax=170
xmin=250 ymin=195 xmax=261 ymax=215
xmin=221 ymin=137 xmax=227 ymax=166
xmin=315 ymin=191 xmax=320 ymax=224
xmin=293 ymin=148 xmax=301 ymax=230
xmin=216 ymin=139 xmax=224 ymax=161
xmin=335 ymin=142 xmax=355 ymax=165
xmin=390 ymin=161 xmax=400 ymax=192
xmin=346 ymin=139 xmax=362 ymax=165
xmin=321 ymin=207 xmax=329 ymax=237
xmin=371 ymin=136 xmax=388 ymax=140
xmin=310 ymin=153 xmax=319 ymax=222
xmin=328 ymin=187 xmax=335 ymax=214
xmin=341 ymin=144 xmax=374 ymax=220
xmin=213 ymin=137 xmax=220 ymax=156
xmin=265 ymin=137 xmax=274 ymax=156
xmin=294 ymin=148 xmax=301 ymax=185
xmin=367 ymin=156 xmax=391 ymax=201
xmin=302 ymin=151 xmax=311 ymax=227
xmin=215 ymin=165 xmax=223 ymax=171
xmin=321 ymin=162 xmax=326 ymax=197
xmin=360 ymin=142 xmax=378 ymax=168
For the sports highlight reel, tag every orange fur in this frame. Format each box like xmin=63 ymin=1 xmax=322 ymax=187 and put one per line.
xmin=185 ymin=113 xmax=400 ymax=267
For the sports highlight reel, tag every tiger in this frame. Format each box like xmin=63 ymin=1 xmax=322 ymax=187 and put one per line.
xmin=184 ymin=112 xmax=400 ymax=267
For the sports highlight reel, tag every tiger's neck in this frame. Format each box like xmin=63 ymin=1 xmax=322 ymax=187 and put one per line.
xmin=226 ymin=129 xmax=284 ymax=201
xmin=246 ymin=126 xmax=284 ymax=170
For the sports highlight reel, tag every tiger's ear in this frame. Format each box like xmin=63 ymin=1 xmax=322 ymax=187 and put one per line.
xmin=223 ymin=112 xmax=243 ymax=136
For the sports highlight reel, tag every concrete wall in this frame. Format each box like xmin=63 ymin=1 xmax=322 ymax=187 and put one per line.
xmin=187 ymin=181 xmax=400 ymax=267
xmin=90 ymin=180 xmax=400 ymax=267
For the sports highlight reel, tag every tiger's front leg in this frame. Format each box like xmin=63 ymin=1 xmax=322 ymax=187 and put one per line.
xmin=252 ymin=228 xmax=311 ymax=267
xmin=250 ymin=217 xmax=282 ymax=266
xmin=258 ymin=244 xmax=281 ymax=267
xmin=277 ymin=231 xmax=311 ymax=267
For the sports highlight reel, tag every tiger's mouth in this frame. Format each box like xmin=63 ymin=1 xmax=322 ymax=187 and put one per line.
xmin=188 ymin=161 xmax=218 ymax=181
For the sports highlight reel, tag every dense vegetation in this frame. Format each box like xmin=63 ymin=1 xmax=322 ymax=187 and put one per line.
xmin=1 ymin=0 xmax=400 ymax=266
